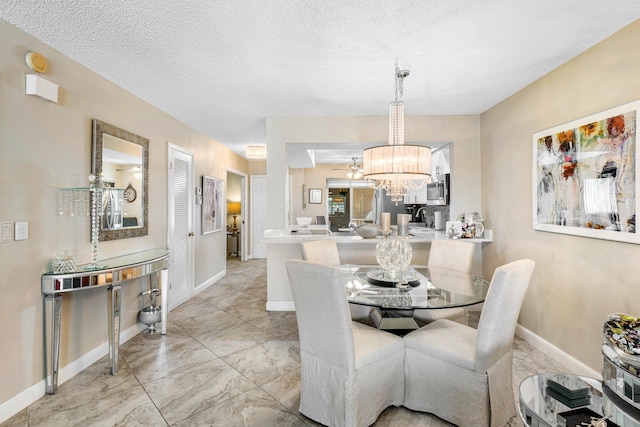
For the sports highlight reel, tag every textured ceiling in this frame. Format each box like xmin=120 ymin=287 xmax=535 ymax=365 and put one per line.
xmin=2 ymin=1 xmax=640 ymax=165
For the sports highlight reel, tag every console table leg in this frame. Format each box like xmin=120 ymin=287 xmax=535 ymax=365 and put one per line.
xmin=108 ymin=285 xmax=121 ymax=375
xmin=160 ymin=269 xmax=168 ymax=334
xmin=44 ymin=294 xmax=62 ymax=394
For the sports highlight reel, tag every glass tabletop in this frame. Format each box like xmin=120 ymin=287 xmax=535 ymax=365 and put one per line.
xmin=42 ymin=249 xmax=170 ymax=294
xmin=43 ymin=248 xmax=169 ymax=275
xmin=341 ymin=265 xmax=489 ymax=310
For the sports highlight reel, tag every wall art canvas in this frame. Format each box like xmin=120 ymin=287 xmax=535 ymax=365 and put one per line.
xmin=533 ymin=100 xmax=639 ymax=243
xmin=202 ymin=176 xmax=224 ymax=234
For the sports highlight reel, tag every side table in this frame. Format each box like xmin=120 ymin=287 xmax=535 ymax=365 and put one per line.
xmin=519 ymin=373 xmax=640 ymax=427
xmin=227 ymin=231 xmax=240 ymax=257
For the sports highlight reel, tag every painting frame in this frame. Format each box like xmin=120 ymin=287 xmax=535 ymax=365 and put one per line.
xmin=202 ymin=175 xmax=224 ymax=235
xmin=309 ymin=188 xmax=322 ymax=204
xmin=532 ymin=100 xmax=640 ymax=244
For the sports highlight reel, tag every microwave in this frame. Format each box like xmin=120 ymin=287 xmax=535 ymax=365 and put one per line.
xmin=426 ymin=174 xmax=450 ymax=205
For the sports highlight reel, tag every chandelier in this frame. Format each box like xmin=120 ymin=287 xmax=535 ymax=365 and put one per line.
xmin=245 ymin=145 xmax=267 ymax=159
xmin=362 ymin=64 xmax=431 ymax=204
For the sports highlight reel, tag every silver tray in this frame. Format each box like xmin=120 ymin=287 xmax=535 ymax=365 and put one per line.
xmin=366 ymin=268 xmax=420 ymax=283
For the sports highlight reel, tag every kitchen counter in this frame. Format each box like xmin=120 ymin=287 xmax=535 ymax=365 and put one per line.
xmin=263 ymin=228 xmax=493 ymax=244
xmin=262 ymin=228 xmax=492 ymax=311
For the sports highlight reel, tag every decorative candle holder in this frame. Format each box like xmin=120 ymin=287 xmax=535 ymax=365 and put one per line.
xmin=380 ymin=212 xmax=391 ymax=236
xmin=397 ymin=213 xmax=411 ymax=237
xmin=50 ymin=250 xmax=77 ymax=274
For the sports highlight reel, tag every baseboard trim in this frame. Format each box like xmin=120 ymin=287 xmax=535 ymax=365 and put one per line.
xmin=266 ymin=301 xmax=295 ymax=311
xmin=194 ymin=269 xmax=225 ymax=296
xmin=0 ymin=379 xmax=45 ymax=424
xmin=0 ymin=323 xmax=142 ymax=424
xmin=516 ymin=324 xmax=601 ymax=380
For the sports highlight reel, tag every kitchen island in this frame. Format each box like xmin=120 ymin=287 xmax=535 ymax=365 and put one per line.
xmin=263 ymin=228 xmax=492 ymax=311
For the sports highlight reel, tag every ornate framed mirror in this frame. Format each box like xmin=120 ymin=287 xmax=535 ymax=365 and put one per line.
xmin=91 ymin=119 xmax=149 ymax=241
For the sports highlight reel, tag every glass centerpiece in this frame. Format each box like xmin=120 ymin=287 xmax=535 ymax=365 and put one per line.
xmin=374 ymin=214 xmax=413 ymax=286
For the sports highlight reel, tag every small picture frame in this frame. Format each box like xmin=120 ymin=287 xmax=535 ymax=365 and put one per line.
xmin=309 ymin=188 xmax=322 ymax=204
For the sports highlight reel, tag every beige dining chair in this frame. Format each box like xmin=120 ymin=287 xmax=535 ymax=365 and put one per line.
xmin=403 ymin=259 xmax=535 ymax=427
xmin=299 ymin=239 xmax=375 ymax=321
xmin=285 ymin=260 xmax=405 ymax=427
xmin=412 ymin=239 xmax=476 ymax=324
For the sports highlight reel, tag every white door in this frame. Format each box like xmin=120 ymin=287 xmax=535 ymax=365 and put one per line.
xmin=168 ymin=143 xmax=194 ymax=310
xmin=251 ymin=176 xmax=268 ymax=258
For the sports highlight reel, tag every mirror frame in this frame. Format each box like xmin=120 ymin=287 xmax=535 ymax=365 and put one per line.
xmin=92 ymin=119 xmax=149 ymax=241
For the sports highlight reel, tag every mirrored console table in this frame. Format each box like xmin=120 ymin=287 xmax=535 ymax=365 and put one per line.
xmin=42 ymin=248 xmax=170 ymax=394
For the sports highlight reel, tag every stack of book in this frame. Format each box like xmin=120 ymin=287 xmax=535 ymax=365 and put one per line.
xmin=546 ymin=375 xmax=591 ymax=408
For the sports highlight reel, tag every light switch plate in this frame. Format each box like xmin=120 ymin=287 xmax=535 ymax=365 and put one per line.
xmin=1 ymin=222 xmax=13 ymax=242
xmin=14 ymin=221 xmax=28 ymax=240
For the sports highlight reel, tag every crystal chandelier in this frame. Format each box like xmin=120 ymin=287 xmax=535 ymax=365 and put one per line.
xmin=362 ymin=64 xmax=431 ymax=204
xmin=245 ymin=145 xmax=267 ymax=159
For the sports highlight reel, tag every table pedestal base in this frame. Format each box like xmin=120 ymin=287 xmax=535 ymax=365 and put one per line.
xmin=370 ymin=309 xmax=419 ymax=331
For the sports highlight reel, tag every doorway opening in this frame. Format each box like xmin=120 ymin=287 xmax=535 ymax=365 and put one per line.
xmin=226 ymin=169 xmax=247 ymax=261
xmin=328 ymin=188 xmax=349 ymax=232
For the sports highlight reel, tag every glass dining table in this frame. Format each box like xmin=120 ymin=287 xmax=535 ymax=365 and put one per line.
xmin=340 ymin=265 xmax=490 ymax=331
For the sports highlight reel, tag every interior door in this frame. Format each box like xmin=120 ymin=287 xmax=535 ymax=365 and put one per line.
xmin=167 ymin=143 xmax=194 ymax=310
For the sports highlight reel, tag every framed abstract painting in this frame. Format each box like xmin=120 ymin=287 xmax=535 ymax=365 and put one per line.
xmin=202 ymin=176 xmax=224 ymax=234
xmin=532 ymin=100 xmax=640 ymax=244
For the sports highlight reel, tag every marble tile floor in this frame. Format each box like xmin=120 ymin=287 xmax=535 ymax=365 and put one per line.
xmin=4 ymin=258 xmax=577 ymax=427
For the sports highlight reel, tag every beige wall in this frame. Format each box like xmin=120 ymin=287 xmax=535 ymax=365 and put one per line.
xmin=481 ymin=20 xmax=640 ymax=371
xmin=0 ymin=19 xmax=248 ymax=407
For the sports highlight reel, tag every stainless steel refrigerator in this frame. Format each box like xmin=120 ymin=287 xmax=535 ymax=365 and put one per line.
xmin=372 ymin=188 xmax=408 ymax=225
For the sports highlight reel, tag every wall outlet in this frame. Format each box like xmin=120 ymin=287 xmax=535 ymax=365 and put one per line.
xmin=14 ymin=221 xmax=28 ymax=240
xmin=1 ymin=222 xmax=13 ymax=242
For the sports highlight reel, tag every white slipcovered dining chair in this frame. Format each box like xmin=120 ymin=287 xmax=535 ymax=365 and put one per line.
xmin=412 ymin=239 xmax=476 ymax=323
xmin=403 ymin=259 xmax=535 ymax=427
xmin=285 ymin=260 xmax=405 ymax=427
xmin=299 ymin=238 xmax=341 ymax=266
xmin=299 ymin=239 xmax=375 ymax=321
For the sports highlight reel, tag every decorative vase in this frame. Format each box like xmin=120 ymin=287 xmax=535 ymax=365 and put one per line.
xmin=375 ymin=235 xmax=413 ymax=282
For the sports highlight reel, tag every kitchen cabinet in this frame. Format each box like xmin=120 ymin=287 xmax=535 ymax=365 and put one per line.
xmin=404 ymin=184 xmax=427 ymax=204
xmin=432 ymin=147 xmax=450 ymax=175
xmin=404 ymin=146 xmax=450 ymax=204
